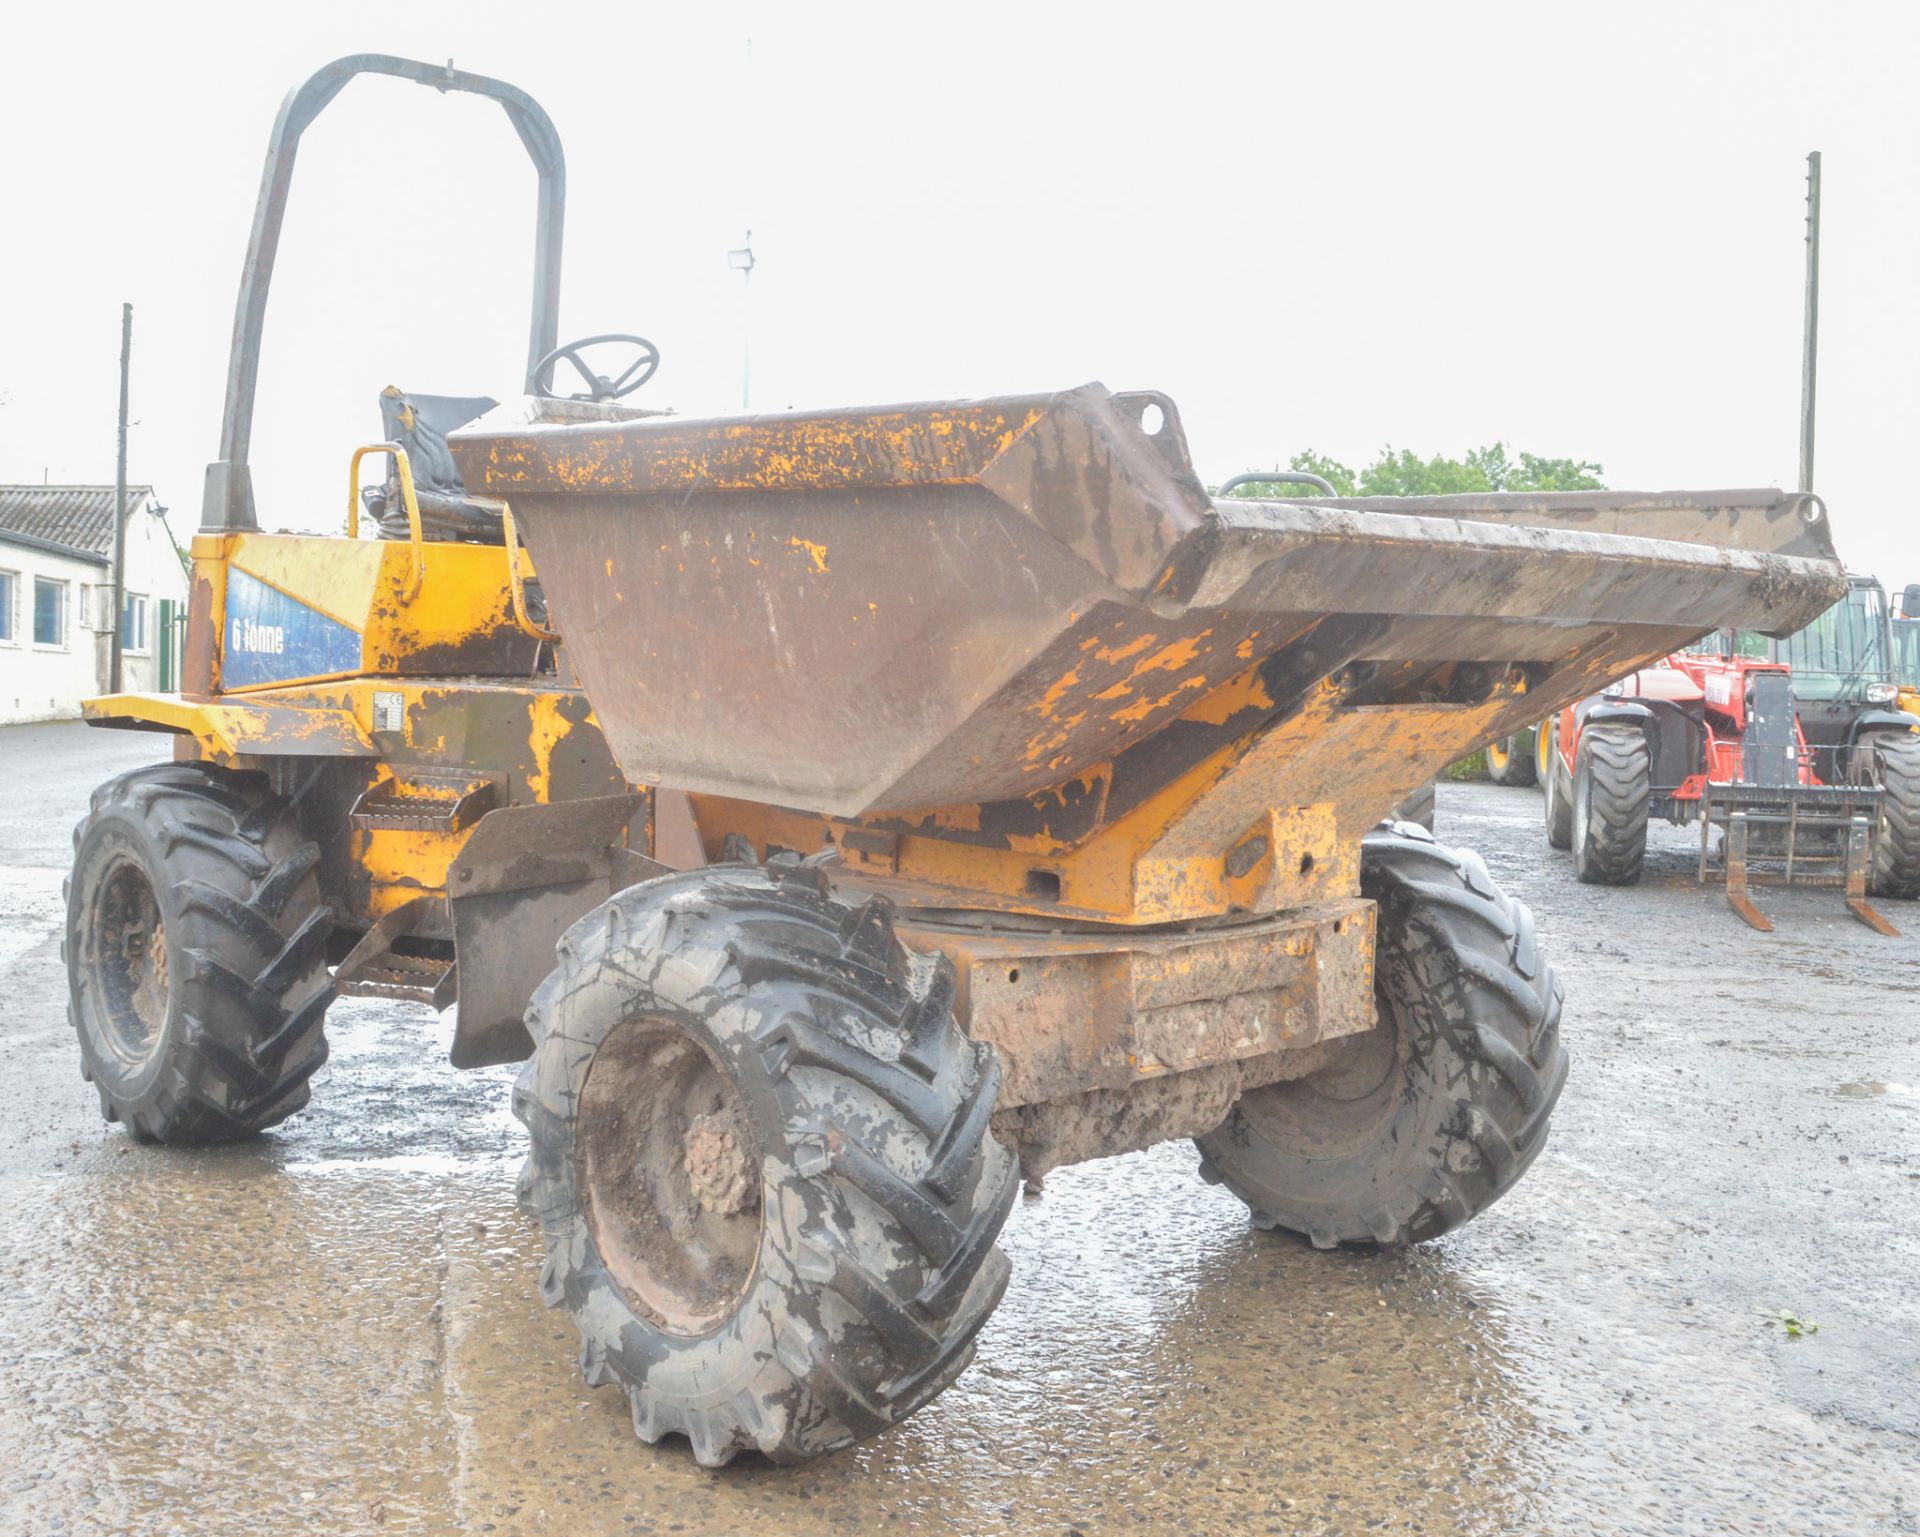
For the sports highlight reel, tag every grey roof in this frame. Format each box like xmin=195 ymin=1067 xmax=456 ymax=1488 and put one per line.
xmin=0 ymin=526 xmax=111 ymax=567
xmin=0 ymin=485 xmax=155 ymax=560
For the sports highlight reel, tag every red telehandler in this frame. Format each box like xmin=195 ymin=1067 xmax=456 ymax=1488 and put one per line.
xmin=1540 ymin=638 xmax=1920 ymax=931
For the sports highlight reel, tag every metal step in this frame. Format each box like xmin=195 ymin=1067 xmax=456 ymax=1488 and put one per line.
xmin=337 ymin=950 xmax=456 ymax=1006
xmin=333 ymin=895 xmax=459 ymax=1008
xmin=349 ymin=771 xmax=497 ymax=834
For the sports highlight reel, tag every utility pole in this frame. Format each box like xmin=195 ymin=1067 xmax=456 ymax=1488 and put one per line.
xmin=1799 ymin=151 xmax=1821 ymax=494
xmin=108 ymin=302 xmax=132 ymax=694
xmin=728 ymin=230 xmax=756 ymax=410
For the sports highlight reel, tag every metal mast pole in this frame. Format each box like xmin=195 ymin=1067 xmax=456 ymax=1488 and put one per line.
xmin=109 ymin=302 xmax=132 ymax=694
xmin=1799 ymin=151 xmax=1821 ymax=495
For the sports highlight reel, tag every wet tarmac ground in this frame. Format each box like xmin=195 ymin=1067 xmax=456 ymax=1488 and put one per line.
xmin=2 ymin=721 xmax=1916 ymax=1536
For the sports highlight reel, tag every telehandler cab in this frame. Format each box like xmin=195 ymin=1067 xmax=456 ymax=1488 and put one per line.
xmin=67 ymin=56 xmax=1847 ymax=1464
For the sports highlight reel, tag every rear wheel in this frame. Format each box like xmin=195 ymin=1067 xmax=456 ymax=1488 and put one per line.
xmin=1486 ymin=729 xmax=1539 ymax=787
xmin=515 ymin=862 xmax=1017 ymax=1465
xmin=65 ymin=764 xmax=335 ymax=1143
xmin=1394 ymin=782 xmax=1435 ymax=832
xmin=1863 ymin=731 xmax=1920 ymax=898
xmin=1195 ymin=823 xmax=1566 ymax=1248
xmin=1572 ymin=722 xmax=1650 ymax=885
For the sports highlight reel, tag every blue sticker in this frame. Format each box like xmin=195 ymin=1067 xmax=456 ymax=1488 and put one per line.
xmin=222 ymin=567 xmax=363 ymax=687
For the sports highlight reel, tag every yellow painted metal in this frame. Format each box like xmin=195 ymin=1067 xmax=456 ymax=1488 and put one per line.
xmin=87 ymin=675 xmax=587 ymax=772
xmin=500 ymin=503 xmax=559 ymax=642
xmin=88 ymin=673 xmax=621 ymax=935
xmin=227 ymin=534 xmax=381 ymax=632
xmin=350 ymin=767 xmax=502 ymax=923
xmin=82 ymin=690 xmax=376 ymax=759
xmin=346 ymin=442 xmax=424 ymax=601
xmin=197 ymin=532 xmax=530 ymax=690
xmin=678 ymin=626 xmax=1674 ymax=924
xmin=683 ymin=666 xmax=1527 ymax=923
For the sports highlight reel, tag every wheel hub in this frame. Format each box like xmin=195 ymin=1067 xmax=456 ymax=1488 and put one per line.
xmin=90 ymin=858 xmax=169 ymax=1065
xmin=577 ymin=1019 xmax=764 ymax=1335
xmin=683 ymin=1108 xmax=755 ymax=1217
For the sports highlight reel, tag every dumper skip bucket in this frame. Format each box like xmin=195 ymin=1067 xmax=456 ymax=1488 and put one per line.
xmin=452 ymin=383 xmax=1843 ymax=823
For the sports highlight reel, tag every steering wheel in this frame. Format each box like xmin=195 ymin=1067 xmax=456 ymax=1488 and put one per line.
xmin=531 ymin=334 xmax=661 ymax=401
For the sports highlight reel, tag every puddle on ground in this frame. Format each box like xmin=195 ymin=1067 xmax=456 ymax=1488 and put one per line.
xmin=1833 ymin=1080 xmax=1918 ymax=1107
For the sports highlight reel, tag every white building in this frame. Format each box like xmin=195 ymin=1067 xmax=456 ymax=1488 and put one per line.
xmin=0 ymin=486 xmax=190 ymax=724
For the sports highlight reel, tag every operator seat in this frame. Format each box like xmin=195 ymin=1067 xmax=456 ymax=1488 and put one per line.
xmin=363 ymin=386 xmax=503 ymax=542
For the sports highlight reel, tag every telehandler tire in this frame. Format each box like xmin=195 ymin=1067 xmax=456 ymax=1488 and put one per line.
xmin=1542 ymin=721 xmax=1574 ymax=850
xmin=1195 ymin=823 xmax=1566 ymax=1248
xmin=1486 ymin=729 xmax=1539 ymax=787
xmin=1863 ymin=730 xmax=1920 ymax=898
xmin=65 ymin=763 xmax=335 ymax=1143
xmin=514 ymin=862 xmax=1018 ymax=1466
xmin=1571 ymin=721 xmax=1650 ymax=885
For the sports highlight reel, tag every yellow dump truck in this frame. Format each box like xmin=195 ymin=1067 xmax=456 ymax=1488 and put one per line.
xmin=66 ymin=56 xmax=1846 ymax=1465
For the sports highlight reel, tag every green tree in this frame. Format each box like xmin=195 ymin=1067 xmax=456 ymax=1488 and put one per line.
xmin=1360 ymin=447 xmax=1497 ymax=496
xmin=1224 ymin=443 xmax=1605 ymax=497
xmin=1506 ymin=451 xmax=1605 ymax=491
xmin=1287 ymin=450 xmax=1357 ymax=495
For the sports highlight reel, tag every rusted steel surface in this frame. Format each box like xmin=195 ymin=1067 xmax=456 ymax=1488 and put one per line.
xmin=447 ymin=794 xmax=646 ymax=1067
xmin=1188 ymin=498 xmax=1839 ymax=634
xmin=452 ymin=383 xmax=1845 ymax=830
xmin=1297 ymin=488 xmax=1834 ymax=559
xmin=895 ymin=896 xmax=1375 ymax=1110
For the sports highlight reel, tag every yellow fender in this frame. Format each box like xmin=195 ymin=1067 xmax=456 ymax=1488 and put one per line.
xmin=84 ymin=692 xmax=376 ymax=763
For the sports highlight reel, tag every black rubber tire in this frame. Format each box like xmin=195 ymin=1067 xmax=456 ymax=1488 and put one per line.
xmin=65 ymin=763 xmax=335 ymax=1143
xmin=1486 ymin=728 xmax=1539 ymax=787
xmin=1394 ymin=782 xmax=1436 ymax=833
xmin=514 ymin=862 xmax=1018 ymax=1466
xmin=1543 ymin=721 xmax=1574 ymax=851
xmin=1195 ymin=822 xmax=1566 ymax=1249
xmin=1863 ymin=732 xmax=1920 ymax=898
xmin=1572 ymin=722 xmax=1650 ymax=886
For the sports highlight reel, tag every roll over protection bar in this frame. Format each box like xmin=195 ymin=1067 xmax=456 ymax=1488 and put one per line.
xmin=202 ymin=54 xmax=565 ymax=531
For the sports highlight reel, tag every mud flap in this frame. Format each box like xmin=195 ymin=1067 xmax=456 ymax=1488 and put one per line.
xmin=446 ymin=793 xmax=654 ymax=1067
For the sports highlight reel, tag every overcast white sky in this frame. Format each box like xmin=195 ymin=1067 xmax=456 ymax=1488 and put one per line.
xmin=4 ymin=2 xmax=1917 ymax=591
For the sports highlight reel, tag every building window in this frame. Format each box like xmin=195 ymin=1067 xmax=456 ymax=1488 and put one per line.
xmin=0 ymin=570 xmax=16 ymax=643
xmin=122 ymin=592 xmax=149 ymax=654
xmin=33 ymin=577 xmax=67 ymax=648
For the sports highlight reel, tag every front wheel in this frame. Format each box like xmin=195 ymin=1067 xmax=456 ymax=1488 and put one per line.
xmin=1195 ymin=823 xmax=1567 ymax=1249
xmin=514 ymin=863 xmax=1017 ymax=1465
xmin=1572 ymin=722 xmax=1650 ymax=885
xmin=1863 ymin=731 xmax=1920 ymax=898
